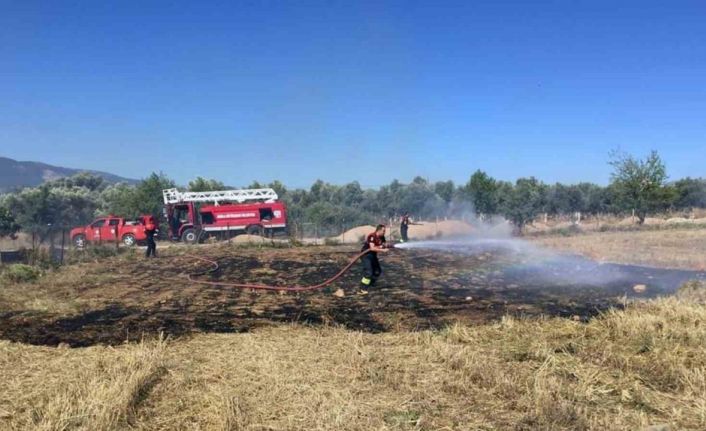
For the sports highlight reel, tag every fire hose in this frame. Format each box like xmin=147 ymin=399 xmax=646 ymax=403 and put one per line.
xmin=169 ymin=248 xmax=388 ymax=292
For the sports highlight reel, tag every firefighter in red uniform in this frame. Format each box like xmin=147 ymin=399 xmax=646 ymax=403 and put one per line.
xmin=144 ymin=216 xmax=157 ymax=258
xmin=359 ymin=224 xmax=389 ymax=295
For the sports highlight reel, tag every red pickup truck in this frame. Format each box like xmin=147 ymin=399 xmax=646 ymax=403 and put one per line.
xmin=70 ymin=215 xmax=157 ymax=247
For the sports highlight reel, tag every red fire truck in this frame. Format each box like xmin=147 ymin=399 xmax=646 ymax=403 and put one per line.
xmin=163 ymin=188 xmax=288 ymax=243
xmin=70 ymin=215 xmax=156 ymax=247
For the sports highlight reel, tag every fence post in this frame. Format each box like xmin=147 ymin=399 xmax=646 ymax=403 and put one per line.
xmin=48 ymin=224 xmax=55 ymax=264
xmin=60 ymin=229 xmax=66 ymax=265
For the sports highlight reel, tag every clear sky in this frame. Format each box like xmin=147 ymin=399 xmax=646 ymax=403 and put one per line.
xmin=1 ymin=0 xmax=705 ymax=188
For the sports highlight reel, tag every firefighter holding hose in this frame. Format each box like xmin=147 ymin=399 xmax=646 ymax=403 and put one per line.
xmin=359 ymin=224 xmax=389 ymax=295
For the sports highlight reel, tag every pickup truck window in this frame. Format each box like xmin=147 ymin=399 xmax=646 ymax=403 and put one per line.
xmin=91 ymin=219 xmax=106 ymax=228
xmin=109 ymin=219 xmax=120 ymax=226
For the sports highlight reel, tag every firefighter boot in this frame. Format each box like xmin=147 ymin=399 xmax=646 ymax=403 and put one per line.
xmin=358 ymin=277 xmax=372 ymax=295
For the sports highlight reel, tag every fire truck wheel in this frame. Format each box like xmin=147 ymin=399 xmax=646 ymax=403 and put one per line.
xmin=122 ymin=234 xmax=136 ymax=247
xmin=181 ymin=228 xmax=198 ymax=244
xmin=246 ymin=225 xmax=262 ymax=236
xmin=73 ymin=234 xmax=86 ymax=248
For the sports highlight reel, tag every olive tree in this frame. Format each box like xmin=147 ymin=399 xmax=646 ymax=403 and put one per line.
xmin=609 ymin=150 xmax=669 ymax=224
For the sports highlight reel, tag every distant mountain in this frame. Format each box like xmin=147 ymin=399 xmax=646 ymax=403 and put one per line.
xmin=0 ymin=156 xmax=138 ymax=192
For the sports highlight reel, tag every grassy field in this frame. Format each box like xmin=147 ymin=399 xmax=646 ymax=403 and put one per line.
xmin=1 ymin=228 xmax=705 ymax=430
xmin=1 ymin=296 xmax=705 ymax=430
xmin=533 ymin=228 xmax=706 ymax=270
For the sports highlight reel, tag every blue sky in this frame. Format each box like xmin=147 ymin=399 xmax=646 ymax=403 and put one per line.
xmin=1 ymin=0 xmax=705 ymax=188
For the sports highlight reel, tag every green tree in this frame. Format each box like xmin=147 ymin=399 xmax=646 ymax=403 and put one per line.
xmin=3 ymin=184 xmax=98 ymax=241
xmin=545 ymin=183 xmax=587 ymax=215
xmin=188 ymin=177 xmax=225 ymax=192
xmin=609 ymin=150 xmax=669 ymax=224
xmin=434 ymin=180 xmax=455 ymax=204
xmin=577 ymin=183 xmax=610 ymax=214
xmin=412 ymin=176 xmax=428 ymax=186
xmin=337 ymin=182 xmax=364 ymax=207
xmin=132 ymin=173 xmax=176 ymax=217
xmin=99 ymin=173 xmax=175 ymax=219
xmin=267 ymin=180 xmax=288 ymax=199
xmin=361 ymin=189 xmax=385 ymax=216
xmin=398 ymin=180 xmax=442 ymax=219
xmin=247 ymin=180 xmax=264 ymax=189
xmin=673 ymin=178 xmax=706 ymax=209
xmin=0 ymin=205 xmax=20 ymax=239
xmin=49 ymin=172 xmax=106 ymax=192
xmin=545 ymin=183 xmax=569 ymax=215
xmin=503 ymin=177 xmax=546 ymax=232
xmin=303 ymin=202 xmax=341 ymax=235
xmin=99 ymin=183 xmax=138 ymax=217
xmin=465 ymin=170 xmax=499 ymax=218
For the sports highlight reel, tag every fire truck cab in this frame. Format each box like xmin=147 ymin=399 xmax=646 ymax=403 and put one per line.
xmin=163 ymin=188 xmax=287 ymax=243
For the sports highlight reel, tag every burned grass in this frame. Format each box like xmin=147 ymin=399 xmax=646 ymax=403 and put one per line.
xmin=2 ymin=242 xmax=706 ymax=430
xmin=1 ymin=243 xmax=703 ymax=347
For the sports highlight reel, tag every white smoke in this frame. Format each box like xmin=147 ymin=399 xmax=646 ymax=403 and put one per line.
xmin=395 ymin=231 xmax=695 ymax=294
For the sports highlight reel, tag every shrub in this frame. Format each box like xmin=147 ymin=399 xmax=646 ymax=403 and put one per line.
xmin=21 ymin=248 xmax=59 ymax=269
xmin=554 ymin=224 xmax=583 ymax=236
xmin=2 ymin=264 xmax=42 ymax=283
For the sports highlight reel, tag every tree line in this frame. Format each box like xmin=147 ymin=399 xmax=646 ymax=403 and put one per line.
xmin=1 ymin=151 xmax=705 ymax=240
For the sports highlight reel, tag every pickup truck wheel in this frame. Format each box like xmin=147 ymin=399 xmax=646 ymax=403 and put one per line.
xmin=73 ymin=234 xmax=86 ymax=248
xmin=246 ymin=225 xmax=262 ymax=236
xmin=181 ymin=228 xmax=198 ymax=244
xmin=122 ymin=233 xmax=136 ymax=247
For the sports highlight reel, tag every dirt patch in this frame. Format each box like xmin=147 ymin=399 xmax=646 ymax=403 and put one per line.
xmin=328 ymin=225 xmax=376 ymax=244
xmin=329 ymin=220 xmax=475 ymax=244
xmin=406 ymin=220 xmax=474 ymax=239
xmin=233 ymin=234 xmax=269 ymax=244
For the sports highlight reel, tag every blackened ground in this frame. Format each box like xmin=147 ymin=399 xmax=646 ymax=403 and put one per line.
xmin=0 ymin=245 xmax=703 ymax=347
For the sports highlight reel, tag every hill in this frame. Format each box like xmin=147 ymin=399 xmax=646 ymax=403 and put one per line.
xmin=0 ymin=156 xmax=137 ymax=192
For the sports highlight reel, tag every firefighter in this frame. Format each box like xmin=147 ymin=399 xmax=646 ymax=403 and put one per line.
xmin=399 ymin=213 xmax=409 ymax=242
xmin=400 ymin=212 xmax=420 ymax=242
xmin=170 ymin=213 xmax=180 ymax=241
xmin=359 ymin=224 xmax=389 ymax=295
xmin=145 ymin=216 xmax=157 ymax=258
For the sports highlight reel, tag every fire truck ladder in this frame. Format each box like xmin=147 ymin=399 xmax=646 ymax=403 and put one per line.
xmin=162 ymin=188 xmax=279 ymax=205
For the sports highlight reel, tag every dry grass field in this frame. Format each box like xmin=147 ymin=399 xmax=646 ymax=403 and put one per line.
xmin=1 ymin=228 xmax=705 ymax=430
xmin=533 ymin=228 xmax=706 ymax=270
xmin=1 ymin=296 xmax=705 ymax=431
